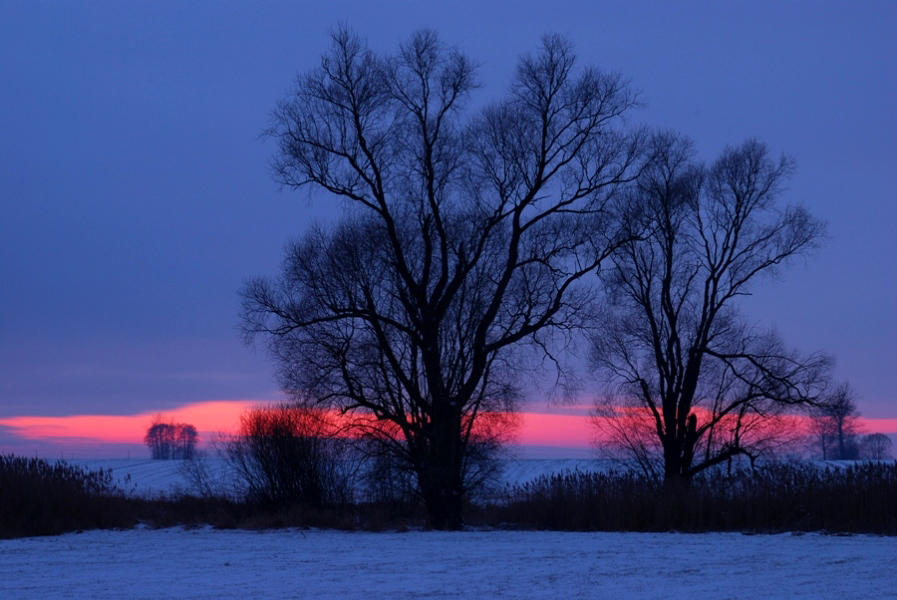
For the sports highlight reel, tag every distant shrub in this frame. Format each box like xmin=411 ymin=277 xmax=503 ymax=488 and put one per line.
xmin=0 ymin=455 xmax=133 ymax=538
xmin=353 ymin=443 xmax=423 ymax=525
xmin=176 ymin=449 xmax=236 ymax=499
xmin=144 ymin=416 xmax=198 ymax=460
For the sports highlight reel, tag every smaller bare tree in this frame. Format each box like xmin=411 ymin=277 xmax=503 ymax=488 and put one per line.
xmin=174 ymin=424 xmax=198 ymax=460
xmin=859 ymin=433 xmax=893 ymax=460
xmin=144 ymin=419 xmax=173 ymax=460
xmin=810 ymin=382 xmax=861 ymax=460
xmin=591 ymin=134 xmax=830 ymax=486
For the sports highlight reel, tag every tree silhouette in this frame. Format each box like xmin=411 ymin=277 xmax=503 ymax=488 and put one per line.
xmin=591 ymin=134 xmax=830 ymax=485
xmin=860 ymin=433 xmax=893 ymax=460
xmin=220 ymin=404 xmax=356 ymax=508
xmin=144 ymin=416 xmax=198 ymax=460
xmin=810 ymin=382 xmax=861 ymax=460
xmin=242 ymin=28 xmax=645 ymax=528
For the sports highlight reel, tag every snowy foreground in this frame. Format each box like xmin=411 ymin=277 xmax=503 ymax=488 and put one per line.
xmin=2 ymin=528 xmax=894 ymax=599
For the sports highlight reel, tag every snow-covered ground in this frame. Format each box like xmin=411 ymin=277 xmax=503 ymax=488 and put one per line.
xmin=73 ymin=457 xmax=891 ymax=498
xmin=68 ymin=458 xmax=605 ymax=497
xmin=68 ymin=459 xmax=191 ymax=497
xmin=1 ymin=527 xmax=893 ymax=599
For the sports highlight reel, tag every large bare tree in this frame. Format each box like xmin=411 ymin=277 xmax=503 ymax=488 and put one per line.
xmin=241 ymin=28 xmax=645 ymax=528
xmin=591 ymin=133 xmax=830 ymax=485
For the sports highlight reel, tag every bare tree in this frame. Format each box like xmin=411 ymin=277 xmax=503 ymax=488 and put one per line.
xmin=144 ymin=419 xmax=173 ymax=460
xmin=590 ymin=133 xmax=830 ymax=486
xmin=242 ymin=28 xmax=645 ymax=528
xmin=174 ymin=424 xmax=198 ymax=460
xmin=810 ymin=382 xmax=862 ymax=460
xmin=144 ymin=416 xmax=199 ymax=460
xmin=859 ymin=433 xmax=893 ymax=460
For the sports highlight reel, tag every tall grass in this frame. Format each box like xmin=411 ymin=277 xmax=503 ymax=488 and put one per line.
xmin=0 ymin=455 xmax=133 ymax=538
xmin=2 ymin=455 xmax=894 ymax=537
xmin=491 ymin=462 xmax=897 ymax=534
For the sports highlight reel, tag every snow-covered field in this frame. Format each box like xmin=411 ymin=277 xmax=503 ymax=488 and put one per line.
xmin=72 ymin=457 xmax=887 ymax=499
xmin=1 ymin=527 xmax=893 ymax=599
xmin=68 ymin=458 xmax=211 ymax=497
xmin=68 ymin=458 xmax=604 ymax=497
xmin=68 ymin=459 xmax=191 ymax=497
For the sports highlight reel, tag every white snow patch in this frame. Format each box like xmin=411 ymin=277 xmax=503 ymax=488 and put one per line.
xmin=1 ymin=528 xmax=893 ymax=599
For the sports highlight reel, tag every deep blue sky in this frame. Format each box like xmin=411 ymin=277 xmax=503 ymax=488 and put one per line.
xmin=1 ymin=1 xmax=895 ymax=428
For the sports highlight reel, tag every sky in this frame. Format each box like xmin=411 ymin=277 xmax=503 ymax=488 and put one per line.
xmin=1 ymin=1 xmax=895 ymax=458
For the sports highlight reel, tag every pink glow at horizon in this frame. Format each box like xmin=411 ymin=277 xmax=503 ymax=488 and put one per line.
xmin=0 ymin=401 xmax=261 ymax=445
xmin=1 ymin=400 xmax=896 ymax=454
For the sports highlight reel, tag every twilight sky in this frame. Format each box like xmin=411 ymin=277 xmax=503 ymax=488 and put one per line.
xmin=1 ymin=1 xmax=895 ymax=456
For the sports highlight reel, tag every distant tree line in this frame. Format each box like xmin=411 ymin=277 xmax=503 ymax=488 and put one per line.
xmin=144 ymin=417 xmax=198 ymax=460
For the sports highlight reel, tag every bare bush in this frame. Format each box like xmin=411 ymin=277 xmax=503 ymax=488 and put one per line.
xmin=176 ymin=449 xmax=236 ymax=499
xmin=219 ymin=404 xmax=359 ymax=509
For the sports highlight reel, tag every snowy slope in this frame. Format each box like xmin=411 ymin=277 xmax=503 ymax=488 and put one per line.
xmin=70 ymin=458 xmax=610 ymax=497
xmin=69 ymin=459 xmax=189 ymax=497
xmin=78 ymin=457 xmax=893 ymax=498
xmin=1 ymin=528 xmax=893 ymax=599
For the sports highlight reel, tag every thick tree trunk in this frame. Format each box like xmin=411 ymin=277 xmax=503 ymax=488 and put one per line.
xmin=662 ymin=436 xmax=694 ymax=497
xmin=418 ymin=460 xmax=465 ymax=530
xmin=662 ymin=414 xmax=698 ymax=488
xmin=837 ymin=423 xmax=846 ymax=460
xmin=419 ymin=480 xmax=464 ymax=530
xmin=415 ymin=408 xmax=466 ymax=530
